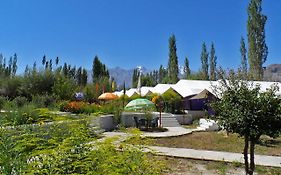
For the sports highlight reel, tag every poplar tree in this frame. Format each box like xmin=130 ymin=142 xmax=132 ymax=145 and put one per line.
xmin=55 ymin=57 xmax=59 ymax=66
xmin=247 ymin=0 xmax=268 ymax=80
xmin=240 ymin=37 xmax=248 ymax=78
xmin=200 ymin=42 xmax=209 ymax=80
xmin=158 ymin=65 xmax=167 ymax=83
xmin=92 ymin=56 xmax=101 ymax=83
xmin=132 ymin=68 xmax=139 ymax=88
xmin=81 ymin=68 xmax=88 ymax=86
xmin=42 ymin=55 xmax=46 ymax=66
xmin=209 ymin=42 xmax=217 ymax=81
xmin=167 ymin=34 xmax=179 ymax=83
xmin=76 ymin=67 xmax=82 ymax=86
xmin=184 ymin=57 xmax=191 ymax=79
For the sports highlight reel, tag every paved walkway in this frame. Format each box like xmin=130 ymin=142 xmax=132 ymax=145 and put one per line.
xmin=101 ymin=126 xmax=281 ymax=168
xmin=148 ymin=146 xmax=281 ymax=168
xmin=142 ymin=127 xmax=203 ymax=137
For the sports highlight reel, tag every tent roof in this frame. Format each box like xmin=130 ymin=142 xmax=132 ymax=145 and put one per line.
xmin=189 ymin=89 xmax=215 ymax=100
xmin=126 ymin=88 xmax=139 ymax=97
xmin=151 ymin=84 xmax=175 ymax=95
xmin=173 ymin=80 xmax=217 ymax=98
xmin=140 ymin=86 xmax=154 ymax=96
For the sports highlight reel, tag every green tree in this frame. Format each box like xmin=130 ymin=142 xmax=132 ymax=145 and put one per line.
xmin=76 ymin=67 xmax=82 ymax=86
xmin=132 ymin=68 xmax=139 ymax=88
xmin=92 ymin=55 xmax=109 ymax=83
xmin=55 ymin=56 xmax=59 ymax=66
xmin=200 ymin=42 xmax=209 ymax=80
xmin=53 ymin=75 xmax=77 ymax=100
xmin=42 ymin=55 xmax=46 ymax=66
xmin=247 ymin=0 xmax=268 ymax=80
xmin=211 ymin=73 xmax=281 ymax=175
xmin=81 ymin=68 xmax=88 ymax=86
xmin=92 ymin=55 xmax=102 ymax=83
xmin=209 ymin=42 xmax=217 ymax=80
xmin=62 ymin=63 xmax=68 ymax=77
xmin=167 ymin=34 xmax=179 ymax=83
xmin=158 ymin=65 xmax=167 ymax=83
xmin=12 ymin=53 xmax=17 ymax=77
xmin=240 ymin=36 xmax=248 ymax=78
xmin=184 ymin=56 xmax=191 ymax=79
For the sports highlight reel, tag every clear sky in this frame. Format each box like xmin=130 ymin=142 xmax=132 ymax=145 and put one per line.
xmin=0 ymin=0 xmax=280 ymax=73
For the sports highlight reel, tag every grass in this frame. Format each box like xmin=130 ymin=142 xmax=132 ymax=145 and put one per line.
xmin=158 ymin=156 xmax=281 ymax=175
xmin=141 ymin=131 xmax=281 ymax=156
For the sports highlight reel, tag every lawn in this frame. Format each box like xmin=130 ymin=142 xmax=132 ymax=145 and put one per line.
xmin=159 ymin=156 xmax=281 ymax=175
xmin=144 ymin=131 xmax=281 ymax=156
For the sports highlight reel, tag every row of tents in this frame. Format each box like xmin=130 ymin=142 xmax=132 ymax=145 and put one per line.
xmin=113 ymin=79 xmax=281 ymax=111
xmin=114 ymin=79 xmax=281 ymax=98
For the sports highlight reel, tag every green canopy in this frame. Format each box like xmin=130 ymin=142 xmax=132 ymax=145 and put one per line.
xmin=124 ymin=98 xmax=155 ymax=111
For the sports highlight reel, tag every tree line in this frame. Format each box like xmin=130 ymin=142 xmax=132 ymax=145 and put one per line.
xmin=132 ymin=35 xmax=219 ymax=87
xmin=0 ymin=54 xmax=115 ymax=101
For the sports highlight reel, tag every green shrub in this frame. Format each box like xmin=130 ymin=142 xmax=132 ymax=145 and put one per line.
xmin=0 ymin=96 xmax=8 ymax=110
xmin=13 ymin=96 xmax=29 ymax=107
xmin=32 ymin=95 xmax=56 ymax=108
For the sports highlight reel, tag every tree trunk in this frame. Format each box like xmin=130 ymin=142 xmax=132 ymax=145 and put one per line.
xmin=249 ymin=139 xmax=256 ymax=175
xmin=243 ymin=135 xmax=249 ymax=174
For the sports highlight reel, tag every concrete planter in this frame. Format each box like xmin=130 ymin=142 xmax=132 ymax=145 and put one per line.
xmin=174 ymin=114 xmax=193 ymax=125
xmin=184 ymin=110 xmax=206 ymax=120
xmin=99 ymin=115 xmax=115 ymax=131
xmin=121 ymin=112 xmax=158 ymax=127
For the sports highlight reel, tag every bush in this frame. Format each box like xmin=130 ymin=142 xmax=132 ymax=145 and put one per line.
xmin=0 ymin=104 xmax=53 ymax=126
xmin=13 ymin=96 xmax=29 ymax=108
xmin=0 ymin=96 xmax=8 ymax=110
xmin=32 ymin=95 xmax=56 ymax=108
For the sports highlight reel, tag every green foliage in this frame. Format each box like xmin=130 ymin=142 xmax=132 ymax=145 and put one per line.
xmin=211 ymin=71 xmax=281 ymax=175
xmin=167 ymin=34 xmax=179 ymax=83
xmin=212 ymin=78 xmax=281 ymax=139
xmin=0 ymin=96 xmax=7 ymax=110
xmin=200 ymin=42 xmax=209 ymax=80
xmin=31 ymin=94 xmax=56 ymax=108
xmin=23 ymin=69 xmax=55 ymax=96
xmin=0 ymin=104 xmax=54 ymax=126
xmin=53 ymin=75 xmax=77 ymax=100
xmin=13 ymin=96 xmax=29 ymax=107
xmin=161 ymin=89 xmax=182 ymax=113
xmin=247 ymin=0 xmax=268 ymax=80
xmin=240 ymin=36 xmax=248 ymax=78
xmin=0 ymin=76 xmax=23 ymax=99
xmin=184 ymin=56 xmax=191 ymax=79
xmin=92 ymin=55 xmax=109 ymax=83
xmin=209 ymin=42 xmax=217 ymax=81
xmin=158 ymin=65 xmax=168 ymax=83
xmin=0 ymin=120 xmax=164 ymax=175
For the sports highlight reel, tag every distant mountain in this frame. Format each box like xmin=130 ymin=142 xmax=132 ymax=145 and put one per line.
xmin=109 ymin=66 xmax=151 ymax=89
xmin=264 ymin=64 xmax=281 ymax=82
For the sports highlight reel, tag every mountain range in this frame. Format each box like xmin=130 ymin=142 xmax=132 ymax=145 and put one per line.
xmin=89 ymin=64 xmax=281 ymax=88
xmin=108 ymin=66 xmax=151 ymax=88
xmin=264 ymin=64 xmax=281 ymax=82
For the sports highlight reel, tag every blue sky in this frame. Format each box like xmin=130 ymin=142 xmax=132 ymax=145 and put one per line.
xmin=0 ymin=0 xmax=280 ymax=73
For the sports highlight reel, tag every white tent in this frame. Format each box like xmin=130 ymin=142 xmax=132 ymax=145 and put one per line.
xmin=140 ymin=86 xmax=154 ymax=96
xmin=151 ymin=84 xmax=175 ymax=95
xmin=126 ymin=88 xmax=139 ymax=97
xmin=173 ymin=80 xmax=217 ymax=98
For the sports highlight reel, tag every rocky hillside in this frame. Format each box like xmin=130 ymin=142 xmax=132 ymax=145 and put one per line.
xmin=264 ymin=64 xmax=281 ymax=82
xmin=109 ymin=67 xmax=151 ymax=88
